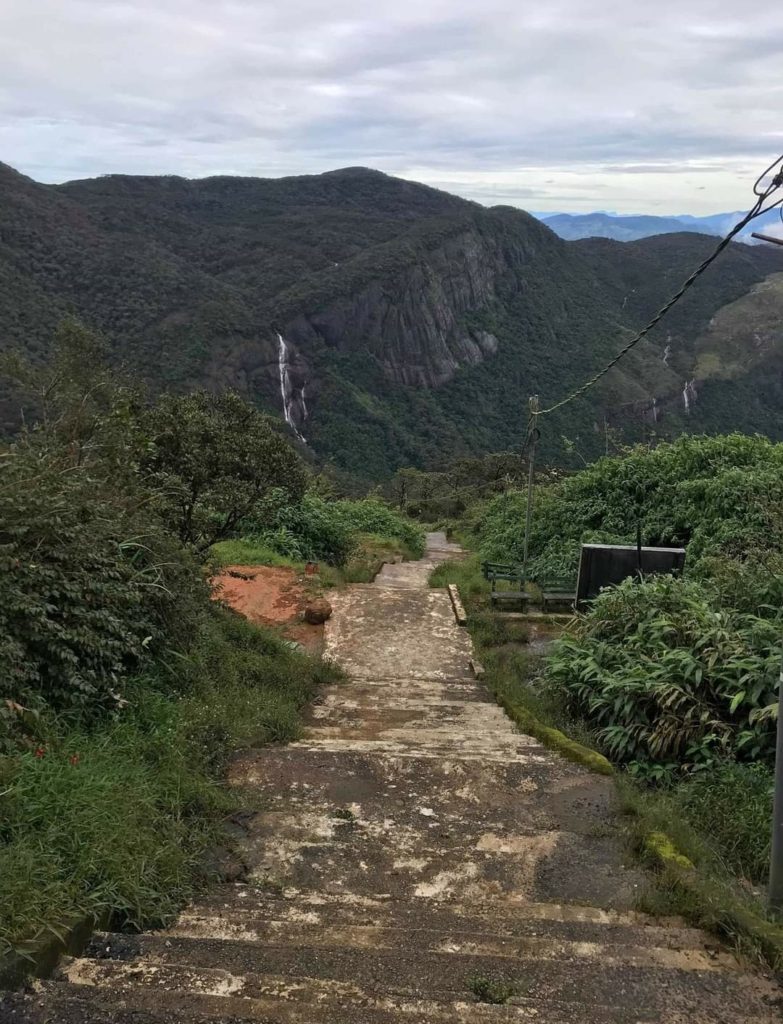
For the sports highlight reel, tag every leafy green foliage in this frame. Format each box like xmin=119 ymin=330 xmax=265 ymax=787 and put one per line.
xmin=0 ymin=323 xmax=208 ymax=728
xmin=240 ymin=495 xmax=424 ymax=567
xmin=478 ymin=433 xmax=783 ymax=587
xmin=0 ymin=322 xmax=343 ymax=958
xmin=0 ymin=451 xmax=203 ymax=728
xmin=546 ymin=576 xmax=780 ymax=772
xmin=467 ymin=974 xmax=519 ymax=1004
xmin=144 ymin=391 xmax=307 ymax=552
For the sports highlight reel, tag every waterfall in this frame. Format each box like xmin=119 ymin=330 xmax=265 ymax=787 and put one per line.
xmin=277 ymin=333 xmax=306 ymax=443
xmin=662 ymin=343 xmax=671 ymax=367
xmin=682 ymin=379 xmax=697 ymax=414
xmin=652 ymin=397 xmax=659 ymax=423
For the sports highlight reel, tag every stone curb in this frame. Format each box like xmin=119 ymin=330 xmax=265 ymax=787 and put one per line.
xmin=447 ymin=584 xmax=467 ymax=626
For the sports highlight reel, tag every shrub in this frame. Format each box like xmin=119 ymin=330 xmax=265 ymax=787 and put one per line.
xmin=0 ymin=607 xmax=342 ymax=957
xmin=546 ymin=576 xmax=780 ymax=772
xmin=0 ymin=449 xmax=205 ymax=727
xmin=330 ymin=498 xmax=425 ymax=558
xmin=144 ymin=391 xmax=308 ymax=552
xmin=241 ymin=494 xmax=424 ymax=567
xmin=477 ymin=434 xmax=783 ymax=582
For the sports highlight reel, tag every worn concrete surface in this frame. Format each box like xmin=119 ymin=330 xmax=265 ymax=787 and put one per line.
xmin=8 ymin=532 xmax=782 ymax=1023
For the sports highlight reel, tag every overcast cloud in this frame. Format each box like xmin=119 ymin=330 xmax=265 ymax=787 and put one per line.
xmin=1 ymin=0 xmax=782 ymax=213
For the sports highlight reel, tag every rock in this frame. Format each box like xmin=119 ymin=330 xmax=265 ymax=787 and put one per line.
xmin=199 ymin=845 xmax=247 ymax=883
xmin=304 ymin=598 xmax=332 ymax=625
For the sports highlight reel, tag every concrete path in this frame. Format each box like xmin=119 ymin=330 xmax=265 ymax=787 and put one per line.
xmin=14 ymin=533 xmax=782 ymax=1022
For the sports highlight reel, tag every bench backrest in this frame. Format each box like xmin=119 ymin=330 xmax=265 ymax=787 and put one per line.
xmin=481 ymin=561 xmax=524 ymax=582
xmin=541 ymin=577 xmax=577 ymax=592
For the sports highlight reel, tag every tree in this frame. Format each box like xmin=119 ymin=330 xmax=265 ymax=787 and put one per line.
xmin=144 ymin=391 xmax=308 ymax=551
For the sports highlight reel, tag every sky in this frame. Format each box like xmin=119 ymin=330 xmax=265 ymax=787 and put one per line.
xmin=1 ymin=0 xmax=782 ymax=215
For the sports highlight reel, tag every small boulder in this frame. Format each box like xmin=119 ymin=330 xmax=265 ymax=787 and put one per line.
xmin=304 ymin=598 xmax=332 ymax=625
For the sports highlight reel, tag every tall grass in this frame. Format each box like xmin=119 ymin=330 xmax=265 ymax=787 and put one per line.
xmin=0 ymin=608 xmax=342 ymax=960
xmin=210 ymin=538 xmax=302 ymax=568
xmin=428 ymin=554 xmax=489 ymax=607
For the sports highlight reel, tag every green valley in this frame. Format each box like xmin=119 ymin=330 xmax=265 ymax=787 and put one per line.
xmin=2 ymin=162 xmax=783 ymax=479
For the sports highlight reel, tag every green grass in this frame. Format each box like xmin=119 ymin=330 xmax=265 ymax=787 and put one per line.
xmin=341 ymin=532 xmax=420 ymax=584
xmin=428 ymin=554 xmax=489 ymax=607
xmin=617 ymin=776 xmax=783 ymax=969
xmin=0 ymin=608 xmax=342 ymax=962
xmin=674 ymin=764 xmax=773 ymax=886
xmin=210 ymin=538 xmax=302 ymax=568
xmin=213 ymin=529 xmax=421 ymax=585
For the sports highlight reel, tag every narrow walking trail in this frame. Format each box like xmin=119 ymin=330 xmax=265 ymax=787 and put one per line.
xmin=13 ymin=534 xmax=782 ymax=1022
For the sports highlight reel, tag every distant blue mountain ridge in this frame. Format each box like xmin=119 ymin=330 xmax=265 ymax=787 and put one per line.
xmin=537 ymin=208 xmax=783 ymax=243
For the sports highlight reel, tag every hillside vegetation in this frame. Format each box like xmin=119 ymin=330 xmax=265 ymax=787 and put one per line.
xmin=2 ymin=161 xmax=783 ymax=479
xmin=0 ymin=321 xmax=419 ymax=964
xmin=422 ymin=437 xmax=781 ymax=906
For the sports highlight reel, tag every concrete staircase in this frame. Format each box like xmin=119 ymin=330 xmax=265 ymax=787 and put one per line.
xmin=9 ymin=533 xmax=782 ymax=1023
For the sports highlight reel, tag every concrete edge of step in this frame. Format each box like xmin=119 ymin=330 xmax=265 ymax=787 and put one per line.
xmin=447 ymin=584 xmax=468 ymax=626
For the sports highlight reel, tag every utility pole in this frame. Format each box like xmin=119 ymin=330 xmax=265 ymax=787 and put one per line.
xmin=770 ymin=660 xmax=783 ymax=916
xmin=751 ymin=232 xmax=783 ymax=246
xmin=749 ymin=229 xmax=783 ymax=916
xmin=521 ymin=395 xmax=539 ymax=583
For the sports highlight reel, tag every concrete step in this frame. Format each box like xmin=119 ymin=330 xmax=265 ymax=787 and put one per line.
xmin=286 ymin=738 xmax=550 ymax=763
xmin=194 ymin=884 xmax=695 ymax=934
xmin=10 ymin=976 xmax=671 ymax=1024
xmin=170 ymin=888 xmax=715 ymax=951
xmin=312 ymin=679 xmax=492 ymax=702
xmin=303 ymin=702 xmax=523 ymax=742
xmin=53 ymin=942 xmax=783 ymax=1022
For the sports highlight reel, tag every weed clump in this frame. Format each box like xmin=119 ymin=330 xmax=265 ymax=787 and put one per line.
xmin=467 ymin=973 xmax=520 ymax=1004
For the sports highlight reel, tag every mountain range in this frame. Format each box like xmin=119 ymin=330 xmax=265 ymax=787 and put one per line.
xmin=1 ymin=160 xmax=783 ymax=479
xmin=539 ymin=209 xmax=783 ymax=243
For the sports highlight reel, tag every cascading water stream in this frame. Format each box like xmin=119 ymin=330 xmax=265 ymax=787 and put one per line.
xmin=277 ymin=333 xmax=306 ymax=443
xmin=682 ymin=379 xmax=697 ymax=414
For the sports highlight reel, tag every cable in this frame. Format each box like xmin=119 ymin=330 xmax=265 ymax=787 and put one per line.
xmin=539 ymin=154 xmax=783 ymax=418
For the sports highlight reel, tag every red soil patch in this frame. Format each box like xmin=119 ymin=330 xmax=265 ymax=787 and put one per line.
xmin=212 ymin=564 xmax=324 ymax=654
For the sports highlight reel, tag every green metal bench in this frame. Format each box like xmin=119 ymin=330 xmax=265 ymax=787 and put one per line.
xmin=481 ymin=561 xmax=530 ymax=609
xmin=540 ymin=576 xmax=577 ymax=612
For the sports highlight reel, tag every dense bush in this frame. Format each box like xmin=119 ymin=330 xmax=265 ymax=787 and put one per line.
xmin=144 ymin=391 xmax=308 ymax=552
xmin=477 ymin=434 xmax=783 ymax=588
xmin=331 ymin=498 xmax=425 ymax=557
xmin=241 ymin=495 xmax=424 ymax=567
xmin=546 ymin=576 xmax=780 ymax=774
xmin=0 ymin=322 xmax=351 ymax=960
xmin=0 ymin=451 xmax=205 ymax=731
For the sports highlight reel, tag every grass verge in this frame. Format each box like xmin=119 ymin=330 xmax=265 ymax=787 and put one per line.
xmin=619 ymin=778 xmax=783 ymax=971
xmin=0 ymin=607 xmax=342 ymax=970
xmin=212 ymin=531 xmax=418 ymax=588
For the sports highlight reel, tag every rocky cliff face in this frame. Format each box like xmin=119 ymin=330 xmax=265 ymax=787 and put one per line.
xmin=284 ymin=226 xmax=503 ymax=390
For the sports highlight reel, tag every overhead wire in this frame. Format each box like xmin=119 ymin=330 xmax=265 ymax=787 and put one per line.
xmin=538 ymin=153 xmax=783 ymax=418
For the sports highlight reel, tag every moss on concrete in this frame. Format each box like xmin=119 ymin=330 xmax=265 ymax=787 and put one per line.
xmin=497 ymin=693 xmax=614 ymax=776
xmin=642 ymin=831 xmax=695 ymax=872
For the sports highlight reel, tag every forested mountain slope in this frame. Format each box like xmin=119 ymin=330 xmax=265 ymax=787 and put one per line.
xmin=2 ymin=161 xmax=782 ymax=477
